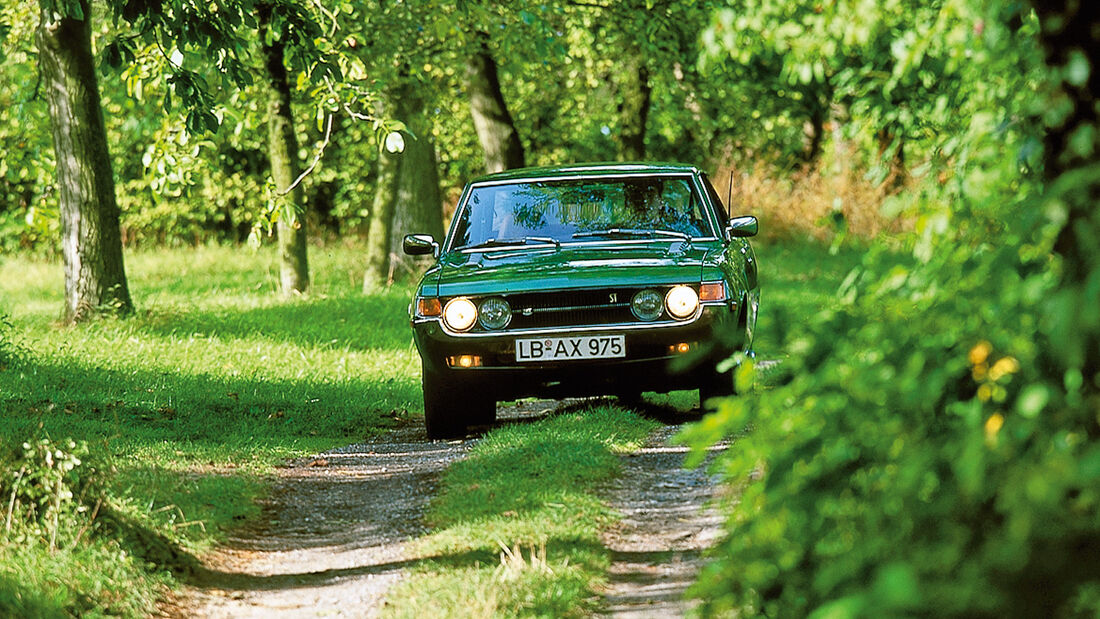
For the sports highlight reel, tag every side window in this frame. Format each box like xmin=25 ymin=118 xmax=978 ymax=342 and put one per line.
xmin=700 ymin=173 xmax=730 ymax=235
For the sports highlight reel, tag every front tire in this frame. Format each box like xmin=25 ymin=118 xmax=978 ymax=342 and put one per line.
xmin=698 ymin=368 xmax=735 ymax=408
xmin=468 ymin=396 xmax=497 ymax=427
xmin=423 ymin=369 xmax=467 ymax=440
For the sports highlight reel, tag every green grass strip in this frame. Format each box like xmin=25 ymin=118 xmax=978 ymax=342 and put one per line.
xmin=383 ymin=404 xmax=658 ymax=618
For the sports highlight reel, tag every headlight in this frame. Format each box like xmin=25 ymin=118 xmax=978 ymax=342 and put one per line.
xmin=631 ymin=289 xmax=663 ymax=321
xmin=442 ymin=297 xmax=477 ymax=331
xmin=478 ymin=297 xmax=512 ymax=330
xmin=665 ymin=285 xmax=699 ymax=320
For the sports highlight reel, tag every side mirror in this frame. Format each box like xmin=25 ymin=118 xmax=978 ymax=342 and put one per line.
xmin=726 ymin=216 xmax=758 ymax=238
xmin=402 ymin=234 xmax=439 ymax=257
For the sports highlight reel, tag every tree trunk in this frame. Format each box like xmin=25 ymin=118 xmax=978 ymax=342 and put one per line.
xmin=37 ymin=0 xmax=133 ymax=322
xmin=362 ymin=144 xmax=400 ymax=292
xmin=260 ymin=3 xmax=310 ymax=296
xmin=617 ymin=55 xmax=651 ymax=161
xmin=388 ymin=93 xmax=443 ymax=281
xmin=363 ymin=84 xmax=444 ymax=290
xmin=466 ymin=35 xmax=526 ymax=173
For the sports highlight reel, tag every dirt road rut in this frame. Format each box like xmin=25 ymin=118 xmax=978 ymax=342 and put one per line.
xmin=173 ymin=400 xmax=724 ymax=618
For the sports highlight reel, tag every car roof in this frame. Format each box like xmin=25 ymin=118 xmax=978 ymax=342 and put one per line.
xmin=468 ymin=162 xmax=702 ymax=184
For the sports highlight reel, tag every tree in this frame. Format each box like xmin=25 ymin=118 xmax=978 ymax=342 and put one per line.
xmin=465 ymin=32 xmax=526 ymax=173
xmin=362 ymin=80 xmax=444 ymax=290
xmin=259 ymin=1 xmax=310 ymax=295
xmin=27 ymin=0 xmax=337 ymax=319
xmin=36 ymin=0 xmax=132 ymax=322
xmin=1030 ymin=1 xmax=1100 ymax=392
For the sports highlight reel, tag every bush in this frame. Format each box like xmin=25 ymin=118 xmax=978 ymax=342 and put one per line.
xmin=0 ymin=437 xmax=103 ymax=549
xmin=683 ymin=193 xmax=1100 ymax=615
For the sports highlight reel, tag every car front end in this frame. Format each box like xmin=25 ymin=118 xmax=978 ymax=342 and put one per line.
xmin=404 ymin=163 xmax=758 ymax=438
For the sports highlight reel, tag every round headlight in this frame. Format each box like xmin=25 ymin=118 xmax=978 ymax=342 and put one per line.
xmin=478 ymin=297 xmax=512 ymax=330
xmin=631 ymin=289 xmax=663 ymax=321
xmin=442 ymin=297 xmax=477 ymax=332
xmin=665 ymin=285 xmax=699 ymax=320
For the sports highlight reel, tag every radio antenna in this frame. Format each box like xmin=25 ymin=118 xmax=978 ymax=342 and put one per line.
xmin=726 ymin=169 xmax=734 ymax=218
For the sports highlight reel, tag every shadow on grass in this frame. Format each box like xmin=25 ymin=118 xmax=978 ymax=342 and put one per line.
xmin=187 ymin=538 xmax=608 ymax=593
xmin=489 ymin=396 xmax=705 ymax=436
xmin=135 ymin=294 xmax=414 ymax=352
xmin=0 ymin=355 xmax=419 ymax=448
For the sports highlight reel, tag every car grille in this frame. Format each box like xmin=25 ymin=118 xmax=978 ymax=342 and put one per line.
xmin=499 ymin=287 xmax=662 ymax=330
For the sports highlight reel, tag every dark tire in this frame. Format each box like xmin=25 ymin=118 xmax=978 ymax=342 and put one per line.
xmin=468 ymin=396 xmax=497 ymax=427
xmin=423 ymin=370 xmax=467 ymax=440
xmin=699 ymin=368 xmax=735 ymax=408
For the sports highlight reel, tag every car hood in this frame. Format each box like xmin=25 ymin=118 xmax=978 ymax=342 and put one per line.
xmin=427 ymin=241 xmax=720 ymax=297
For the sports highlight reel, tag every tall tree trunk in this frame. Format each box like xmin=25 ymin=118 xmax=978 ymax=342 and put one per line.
xmin=466 ymin=35 xmax=525 ymax=173
xmin=362 ymin=144 xmax=400 ymax=292
xmin=388 ymin=93 xmax=443 ymax=280
xmin=37 ymin=0 xmax=133 ymax=322
xmin=260 ymin=3 xmax=309 ymax=296
xmin=363 ymin=84 xmax=444 ymax=290
xmin=617 ymin=55 xmax=651 ymax=161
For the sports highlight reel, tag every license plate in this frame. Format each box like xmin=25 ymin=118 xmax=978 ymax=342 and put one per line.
xmin=515 ymin=335 xmax=625 ymax=362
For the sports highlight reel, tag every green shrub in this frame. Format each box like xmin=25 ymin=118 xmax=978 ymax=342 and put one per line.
xmin=683 ymin=202 xmax=1100 ymax=616
xmin=0 ymin=437 xmax=102 ymax=548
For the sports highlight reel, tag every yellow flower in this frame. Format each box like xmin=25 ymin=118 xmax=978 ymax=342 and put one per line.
xmin=969 ymin=340 xmax=992 ymax=366
xmin=978 ymin=384 xmax=993 ymax=402
xmin=984 ymin=413 xmax=1004 ymax=439
xmin=972 ymin=364 xmax=988 ymax=381
xmin=989 ymin=357 xmax=1020 ymax=381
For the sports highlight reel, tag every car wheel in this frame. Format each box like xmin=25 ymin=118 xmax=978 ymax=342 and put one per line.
xmin=468 ymin=396 xmax=497 ymax=427
xmin=422 ymin=369 xmax=467 ymax=440
xmin=615 ymin=392 xmax=644 ymax=409
xmin=699 ymin=368 xmax=735 ymax=408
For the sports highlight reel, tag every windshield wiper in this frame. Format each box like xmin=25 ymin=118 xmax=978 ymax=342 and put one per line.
xmin=461 ymin=236 xmax=561 ymax=251
xmin=572 ymin=228 xmax=692 ymax=242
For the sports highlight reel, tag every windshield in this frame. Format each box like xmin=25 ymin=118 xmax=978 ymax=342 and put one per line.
xmin=448 ymin=175 xmax=714 ymax=250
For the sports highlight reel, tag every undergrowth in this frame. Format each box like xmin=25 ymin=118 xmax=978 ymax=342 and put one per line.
xmin=718 ymin=151 xmax=911 ymax=244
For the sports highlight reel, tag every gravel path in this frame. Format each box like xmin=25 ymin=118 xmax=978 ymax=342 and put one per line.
xmin=169 ymin=398 xmax=727 ymax=618
xmin=171 ymin=422 xmax=468 ymax=618
xmin=599 ymin=414 xmax=727 ymax=617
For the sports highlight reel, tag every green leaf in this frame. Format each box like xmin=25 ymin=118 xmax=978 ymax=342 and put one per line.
xmin=1015 ymin=384 xmax=1049 ymax=419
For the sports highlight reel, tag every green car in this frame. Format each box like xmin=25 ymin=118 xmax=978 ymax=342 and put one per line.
xmin=403 ymin=162 xmax=759 ymax=439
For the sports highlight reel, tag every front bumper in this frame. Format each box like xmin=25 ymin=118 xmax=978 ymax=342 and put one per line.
xmin=411 ymin=304 xmax=736 ymax=400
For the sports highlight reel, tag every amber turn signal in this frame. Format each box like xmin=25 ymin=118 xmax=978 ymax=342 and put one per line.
xmin=417 ymin=297 xmax=442 ymax=317
xmin=699 ymin=281 xmax=726 ymax=302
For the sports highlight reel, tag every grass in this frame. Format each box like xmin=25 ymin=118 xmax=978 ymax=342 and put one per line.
xmin=383 ymin=405 xmax=659 ymax=618
xmin=753 ymin=241 xmax=865 ymax=365
xmin=0 ymin=237 xmax=859 ymax=616
xmin=0 ymin=242 xmax=421 ymax=616
xmin=717 ymin=151 xmax=910 ymax=243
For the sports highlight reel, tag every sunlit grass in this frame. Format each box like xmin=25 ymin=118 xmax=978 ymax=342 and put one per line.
xmin=385 ymin=406 xmax=659 ymax=618
xmin=0 ymin=242 xmax=422 ymax=616
xmin=0 ymin=239 xmax=858 ymax=616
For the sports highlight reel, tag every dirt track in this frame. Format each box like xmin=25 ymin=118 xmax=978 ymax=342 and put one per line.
xmin=170 ymin=399 xmax=725 ymax=618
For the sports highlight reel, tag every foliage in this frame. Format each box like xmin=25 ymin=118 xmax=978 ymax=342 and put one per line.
xmin=1 ymin=437 xmax=100 ymax=546
xmin=683 ymin=1 xmax=1100 ymax=616
xmin=385 ymin=405 xmax=658 ymax=618
xmin=0 ymin=0 xmax=768 ymax=253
